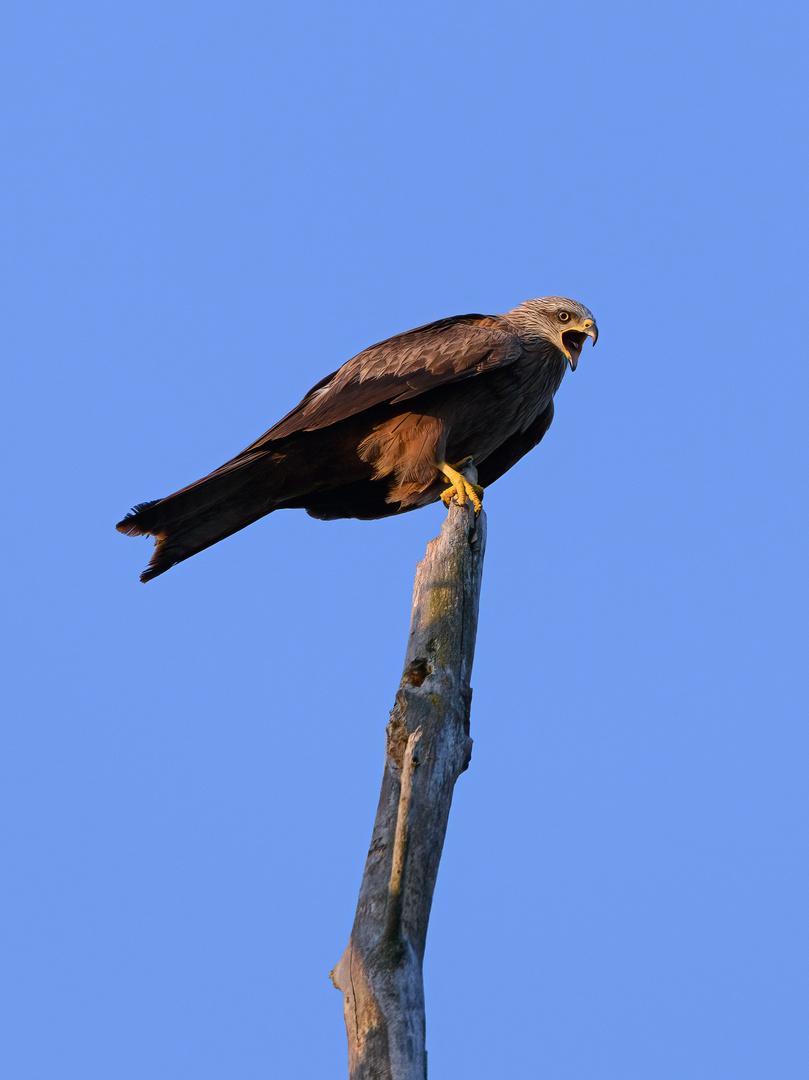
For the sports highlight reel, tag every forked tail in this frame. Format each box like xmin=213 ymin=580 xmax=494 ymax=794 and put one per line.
xmin=116 ymin=451 xmax=281 ymax=581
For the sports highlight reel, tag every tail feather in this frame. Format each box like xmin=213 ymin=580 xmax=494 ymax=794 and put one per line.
xmin=116 ymin=500 xmax=163 ymax=537
xmin=117 ymin=452 xmax=285 ymax=582
xmin=117 ymin=422 xmax=376 ymax=581
xmin=136 ymin=500 xmax=276 ymax=582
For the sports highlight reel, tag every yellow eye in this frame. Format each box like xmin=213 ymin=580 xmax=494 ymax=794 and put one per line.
xmin=558 ymin=311 xmax=570 ymax=322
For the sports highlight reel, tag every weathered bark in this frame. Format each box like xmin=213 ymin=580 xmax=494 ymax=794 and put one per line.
xmin=331 ymin=474 xmax=487 ymax=1080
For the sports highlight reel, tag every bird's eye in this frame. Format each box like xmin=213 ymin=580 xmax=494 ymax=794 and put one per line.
xmin=558 ymin=311 xmax=570 ymax=322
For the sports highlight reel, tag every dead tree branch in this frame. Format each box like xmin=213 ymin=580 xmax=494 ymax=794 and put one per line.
xmin=331 ymin=468 xmax=487 ymax=1080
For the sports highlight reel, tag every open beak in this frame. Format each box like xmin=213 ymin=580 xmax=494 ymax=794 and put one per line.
xmin=562 ymin=320 xmax=598 ymax=371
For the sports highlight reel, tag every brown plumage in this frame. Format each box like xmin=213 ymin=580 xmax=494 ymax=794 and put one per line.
xmin=117 ymin=296 xmax=597 ymax=581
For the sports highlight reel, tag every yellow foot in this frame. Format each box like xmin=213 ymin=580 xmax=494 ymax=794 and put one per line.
xmin=439 ymin=462 xmax=484 ymax=515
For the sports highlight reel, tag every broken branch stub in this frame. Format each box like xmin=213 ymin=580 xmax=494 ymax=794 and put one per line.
xmin=331 ymin=469 xmax=487 ymax=1080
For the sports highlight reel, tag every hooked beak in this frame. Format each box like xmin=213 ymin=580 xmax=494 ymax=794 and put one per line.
xmin=561 ymin=320 xmax=598 ymax=371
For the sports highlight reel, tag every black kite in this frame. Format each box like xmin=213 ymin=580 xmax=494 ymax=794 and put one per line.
xmin=117 ymin=296 xmax=597 ymax=581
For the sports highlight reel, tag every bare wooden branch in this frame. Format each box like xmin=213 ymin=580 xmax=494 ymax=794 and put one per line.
xmin=331 ymin=469 xmax=487 ymax=1080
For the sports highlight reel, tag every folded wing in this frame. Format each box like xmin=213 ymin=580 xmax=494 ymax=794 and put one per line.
xmin=117 ymin=313 xmax=525 ymax=581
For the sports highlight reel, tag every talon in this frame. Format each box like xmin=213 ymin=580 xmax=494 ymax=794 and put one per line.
xmin=467 ymin=483 xmax=484 ymax=515
xmin=438 ymin=462 xmax=484 ymax=516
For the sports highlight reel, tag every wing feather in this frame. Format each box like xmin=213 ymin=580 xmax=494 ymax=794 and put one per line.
xmin=244 ymin=314 xmax=524 ymax=449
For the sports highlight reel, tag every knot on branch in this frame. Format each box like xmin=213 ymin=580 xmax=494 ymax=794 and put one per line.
xmin=402 ymin=656 xmax=431 ymax=687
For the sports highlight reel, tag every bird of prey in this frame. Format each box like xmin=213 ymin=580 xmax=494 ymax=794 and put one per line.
xmin=117 ymin=296 xmax=597 ymax=581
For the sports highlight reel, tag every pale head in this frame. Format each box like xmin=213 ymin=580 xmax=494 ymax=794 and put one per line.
xmin=503 ymin=296 xmax=598 ymax=370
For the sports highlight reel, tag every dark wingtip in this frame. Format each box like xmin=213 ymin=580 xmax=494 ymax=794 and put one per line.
xmin=138 ymin=537 xmax=180 ymax=583
xmin=115 ymin=499 xmax=177 ymax=581
xmin=116 ymin=499 xmax=162 ymax=537
xmin=139 ymin=565 xmax=165 ymax=583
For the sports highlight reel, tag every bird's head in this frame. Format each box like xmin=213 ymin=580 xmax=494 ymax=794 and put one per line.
xmin=505 ymin=296 xmax=598 ymax=370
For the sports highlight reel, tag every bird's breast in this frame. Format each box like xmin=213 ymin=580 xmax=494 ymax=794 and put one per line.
xmin=443 ymin=345 xmax=566 ymax=462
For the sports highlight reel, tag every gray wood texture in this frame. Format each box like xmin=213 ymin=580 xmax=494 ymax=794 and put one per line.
xmin=331 ymin=477 xmax=487 ymax=1079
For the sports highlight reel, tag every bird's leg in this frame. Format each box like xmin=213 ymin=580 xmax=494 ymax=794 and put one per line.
xmin=438 ymin=461 xmax=484 ymax=515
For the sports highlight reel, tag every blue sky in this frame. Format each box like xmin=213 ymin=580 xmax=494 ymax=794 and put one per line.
xmin=2 ymin=2 xmax=808 ymax=1077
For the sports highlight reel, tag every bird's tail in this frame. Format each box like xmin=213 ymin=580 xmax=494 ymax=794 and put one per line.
xmin=116 ymin=451 xmax=283 ymax=582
